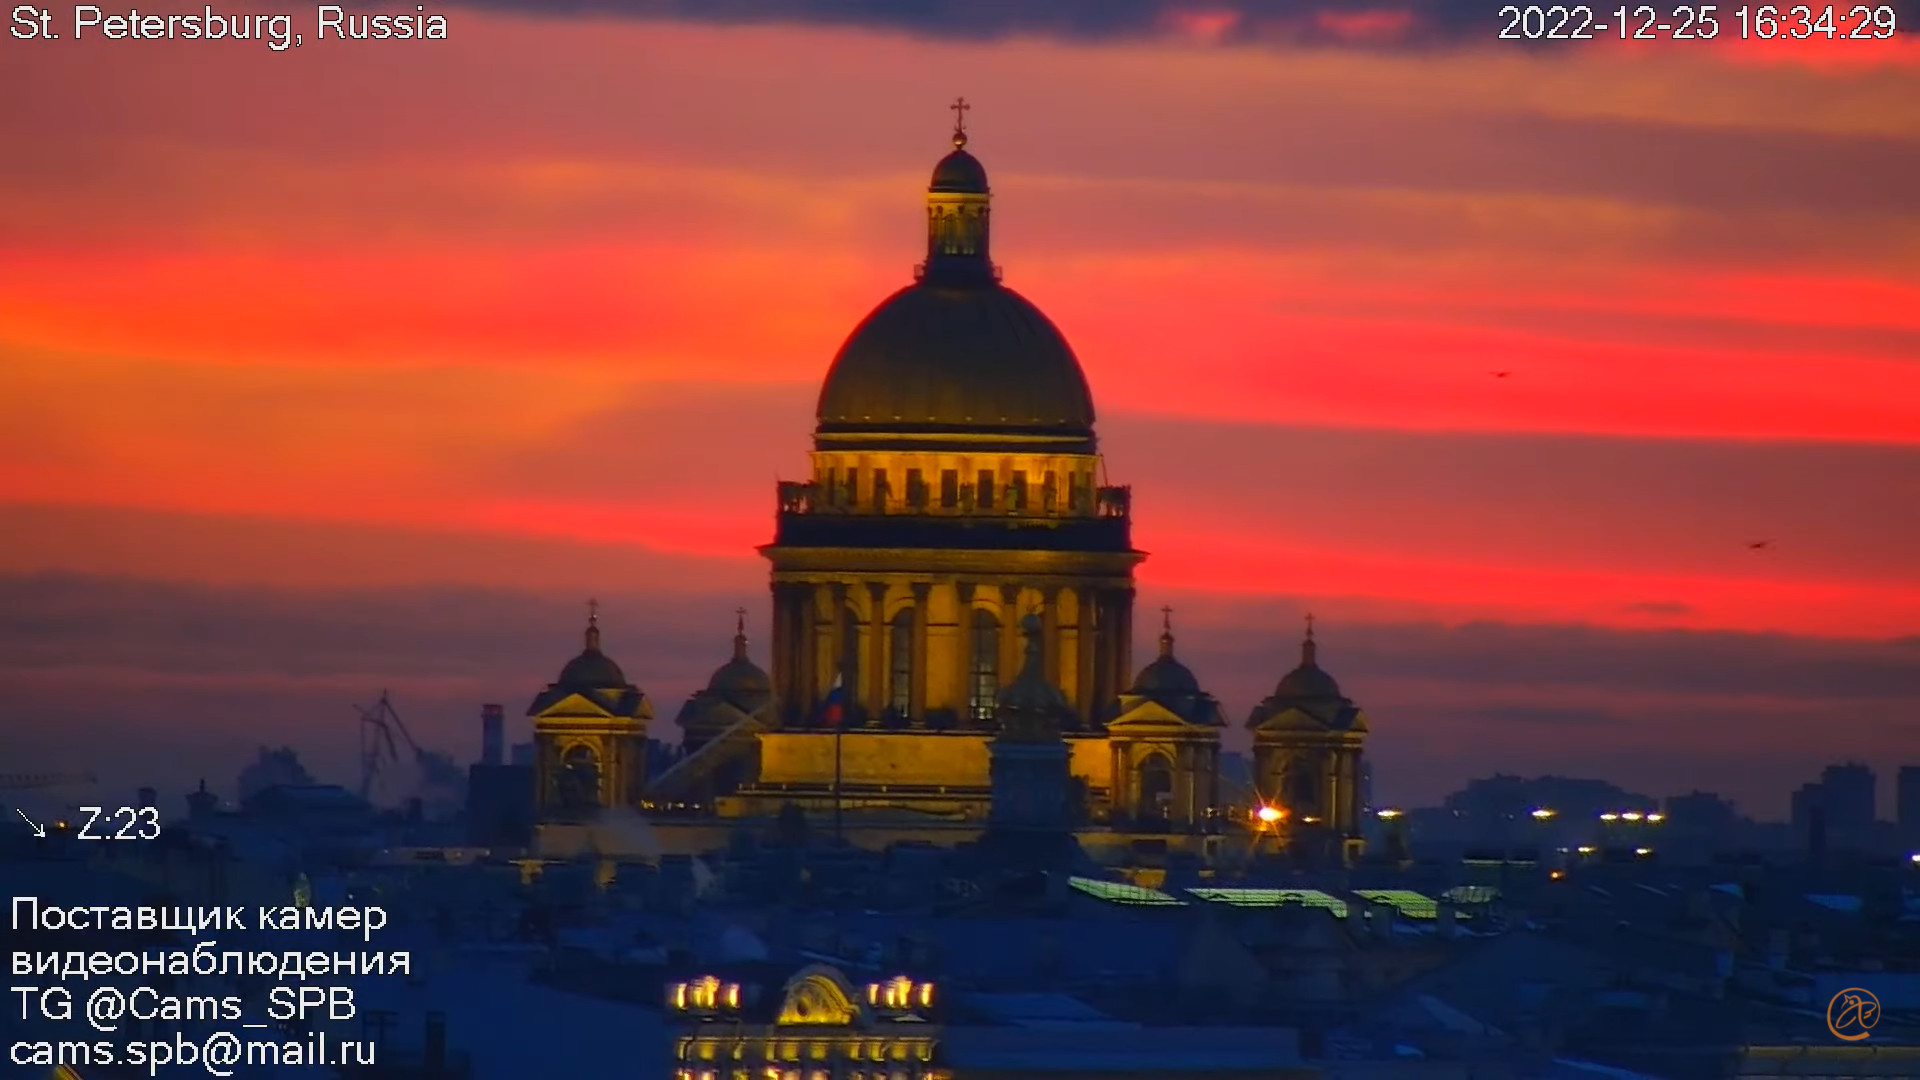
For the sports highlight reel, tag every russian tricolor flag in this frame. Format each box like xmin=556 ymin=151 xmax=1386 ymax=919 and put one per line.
xmin=820 ymin=672 xmax=847 ymax=727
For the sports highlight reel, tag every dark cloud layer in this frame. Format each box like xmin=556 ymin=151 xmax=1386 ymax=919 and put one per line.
xmin=455 ymin=0 xmax=1920 ymax=50
xmin=1 ymin=573 xmax=1912 ymax=818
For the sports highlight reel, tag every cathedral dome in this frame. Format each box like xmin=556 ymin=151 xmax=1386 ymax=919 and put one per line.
xmin=528 ymin=607 xmax=650 ymax=721
xmin=930 ymin=148 xmax=988 ymax=193
xmin=1273 ymin=662 xmax=1342 ymax=702
xmin=815 ymin=107 xmax=1097 ymax=446
xmin=816 ymin=284 xmax=1096 ymax=437
xmin=559 ymin=649 xmax=628 ymax=689
xmin=1247 ymin=616 xmax=1362 ymax=732
xmin=1131 ymin=622 xmax=1201 ymax=696
xmin=707 ymin=615 xmax=771 ymax=697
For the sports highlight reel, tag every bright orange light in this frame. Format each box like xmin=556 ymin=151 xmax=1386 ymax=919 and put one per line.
xmin=1255 ymin=805 xmax=1284 ymax=824
xmin=1549 ymin=869 xmax=1566 ymax=880
xmin=1376 ymin=808 xmax=1404 ymax=820
xmin=1530 ymin=808 xmax=1556 ymax=820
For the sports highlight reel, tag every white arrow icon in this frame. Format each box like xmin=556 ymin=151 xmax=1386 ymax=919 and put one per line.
xmin=16 ymin=809 xmax=45 ymax=838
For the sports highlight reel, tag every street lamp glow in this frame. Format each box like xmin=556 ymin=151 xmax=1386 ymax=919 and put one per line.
xmin=1530 ymin=808 xmax=1557 ymax=820
xmin=1622 ymin=811 xmax=1644 ymax=822
xmin=1634 ymin=847 xmax=1653 ymax=856
xmin=1376 ymin=808 xmax=1404 ymax=820
xmin=1255 ymin=805 xmax=1284 ymax=824
xmin=1599 ymin=812 xmax=1620 ymax=822
xmin=1646 ymin=813 xmax=1665 ymax=823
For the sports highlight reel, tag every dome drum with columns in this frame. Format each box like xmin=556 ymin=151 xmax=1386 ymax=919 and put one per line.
xmin=521 ymin=105 xmax=1373 ymax=864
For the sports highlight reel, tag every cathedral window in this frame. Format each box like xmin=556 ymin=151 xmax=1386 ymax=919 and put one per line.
xmin=939 ymin=469 xmax=958 ymax=509
xmin=558 ymin=744 xmax=600 ymax=812
xmin=968 ymin=609 xmax=1000 ymax=721
xmin=873 ymin=470 xmax=890 ymax=512
xmin=889 ymin=610 xmax=914 ymax=715
xmin=844 ymin=468 xmax=859 ymax=508
xmin=905 ymin=469 xmax=926 ymax=509
xmin=1010 ymin=471 xmax=1028 ymax=512
xmin=976 ymin=470 xmax=994 ymax=509
xmin=1042 ymin=471 xmax=1058 ymax=513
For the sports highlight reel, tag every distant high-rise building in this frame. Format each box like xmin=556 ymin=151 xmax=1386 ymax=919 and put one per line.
xmin=1898 ymin=766 xmax=1920 ymax=849
xmin=1821 ymin=762 xmax=1876 ymax=832
xmin=480 ymin=703 xmax=504 ymax=767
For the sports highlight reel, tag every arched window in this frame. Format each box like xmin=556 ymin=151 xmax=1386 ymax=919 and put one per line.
xmin=968 ymin=608 xmax=1000 ymax=721
xmin=889 ymin=609 xmax=914 ymax=715
xmin=559 ymin=744 xmax=600 ymax=812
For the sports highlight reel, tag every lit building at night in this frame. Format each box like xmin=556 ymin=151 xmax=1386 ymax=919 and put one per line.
xmin=525 ymin=108 xmax=1371 ymax=863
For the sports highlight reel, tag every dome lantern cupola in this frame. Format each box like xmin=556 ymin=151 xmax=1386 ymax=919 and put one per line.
xmin=921 ymin=97 xmax=994 ymax=286
xmin=556 ymin=598 xmax=630 ymax=690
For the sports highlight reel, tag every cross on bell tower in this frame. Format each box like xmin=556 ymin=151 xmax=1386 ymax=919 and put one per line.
xmin=949 ymin=96 xmax=970 ymax=147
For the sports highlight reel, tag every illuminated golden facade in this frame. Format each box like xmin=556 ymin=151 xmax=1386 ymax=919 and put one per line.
xmin=671 ymin=965 xmax=947 ymax=1080
xmin=527 ymin=606 xmax=651 ymax=822
xmin=702 ymin=109 xmax=1224 ymax=831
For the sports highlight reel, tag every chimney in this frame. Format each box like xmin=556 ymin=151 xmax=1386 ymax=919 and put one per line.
xmin=481 ymin=704 xmax=505 ymax=767
xmin=1370 ymin=899 xmax=1395 ymax=941
xmin=424 ymin=1011 xmax=446 ymax=1075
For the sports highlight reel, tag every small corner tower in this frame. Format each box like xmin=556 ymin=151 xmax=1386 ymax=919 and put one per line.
xmin=1107 ymin=607 xmax=1225 ymax=832
xmin=528 ymin=601 xmax=652 ymax=822
xmin=1246 ymin=615 xmax=1369 ymax=864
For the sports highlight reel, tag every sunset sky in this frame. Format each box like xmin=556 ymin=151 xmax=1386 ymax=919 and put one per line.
xmin=2 ymin=1 xmax=1917 ymax=818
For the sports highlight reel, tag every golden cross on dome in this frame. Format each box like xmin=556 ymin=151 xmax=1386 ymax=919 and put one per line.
xmin=1305 ymin=611 xmax=1315 ymax=638
xmin=587 ymin=598 xmax=600 ymax=625
xmin=949 ymin=97 xmax=970 ymax=146
xmin=735 ymin=607 xmax=748 ymax=634
xmin=1161 ymin=605 xmax=1174 ymax=632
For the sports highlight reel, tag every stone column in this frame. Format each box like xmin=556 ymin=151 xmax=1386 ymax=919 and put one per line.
xmin=998 ymin=584 xmax=1021 ymax=689
xmin=770 ymin=583 xmax=796 ymax=718
xmin=955 ymin=581 xmax=978 ymax=722
xmin=1114 ymin=587 xmax=1136 ymax=706
xmin=827 ymin=583 xmax=848 ymax=723
xmin=866 ymin=581 xmax=888 ymax=723
xmin=1206 ymin=745 xmax=1221 ymax=824
xmin=910 ymin=583 xmax=931 ymax=726
xmin=1040 ymin=585 xmax=1061 ymax=691
xmin=1075 ymin=589 xmax=1097 ymax=725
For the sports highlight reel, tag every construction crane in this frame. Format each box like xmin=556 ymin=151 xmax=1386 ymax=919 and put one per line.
xmin=354 ymin=690 xmax=427 ymax=801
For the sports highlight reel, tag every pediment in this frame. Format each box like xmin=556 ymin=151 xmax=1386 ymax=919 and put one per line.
xmin=1110 ymin=699 xmax=1211 ymax=733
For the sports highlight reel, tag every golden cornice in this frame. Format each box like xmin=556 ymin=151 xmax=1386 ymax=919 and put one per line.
xmin=762 ymin=546 xmax=1142 ymax=577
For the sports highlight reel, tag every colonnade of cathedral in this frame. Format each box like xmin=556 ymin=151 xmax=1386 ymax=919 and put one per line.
xmin=767 ymin=577 xmax=1135 ymax=730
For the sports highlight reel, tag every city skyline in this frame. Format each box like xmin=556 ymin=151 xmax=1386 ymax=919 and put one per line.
xmin=3 ymin=6 xmax=1918 ymax=816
